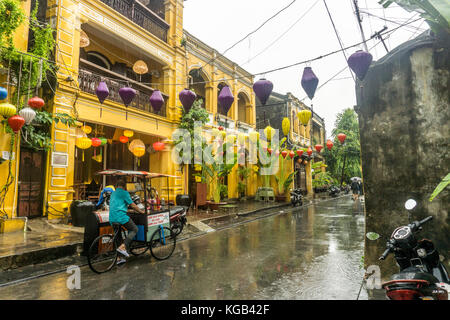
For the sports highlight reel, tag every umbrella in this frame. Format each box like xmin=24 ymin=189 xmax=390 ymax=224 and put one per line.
xmin=351 ymin=177 xmax=361 ymax=182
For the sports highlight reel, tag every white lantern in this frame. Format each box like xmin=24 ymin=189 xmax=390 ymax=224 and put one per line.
xmin=19 ymin=107 xmax=36 ymax=125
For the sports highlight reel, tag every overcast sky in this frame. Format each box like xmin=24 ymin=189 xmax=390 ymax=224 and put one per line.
xmin=183 ymin=0 xmax=427 ymax=138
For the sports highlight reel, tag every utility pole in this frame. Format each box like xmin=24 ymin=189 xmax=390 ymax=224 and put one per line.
xmin=352 ymin=0 xmax=369 ymax=52
xmin=372 ymin=26 xmax=389 ymax=53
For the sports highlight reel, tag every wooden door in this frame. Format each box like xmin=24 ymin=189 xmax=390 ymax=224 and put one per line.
xmin=17 ymin=148 xmax=46 ymax=218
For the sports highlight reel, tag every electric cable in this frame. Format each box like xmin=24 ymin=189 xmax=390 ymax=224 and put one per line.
xmin=241 ymin=0 xmax=320 ymax=66
xmin=322 ymin=0 xmax=355 ymax=81
xmin=197 ymin=0 xmax=298 ymax=71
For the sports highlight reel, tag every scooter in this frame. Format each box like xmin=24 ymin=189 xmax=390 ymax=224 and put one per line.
xmin=290 ymin=189 xmax=303 ymax=207
xmin=328 ymin=185 xmax=340 ymax=198
xmin=379 ymin=199 xmax=450 ymax=300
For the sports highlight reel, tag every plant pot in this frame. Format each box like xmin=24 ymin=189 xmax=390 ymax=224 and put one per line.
xmin=275 ymin=195 xmax=288 ymax=202
xmin=207 ymin=201 xmax=226 ymax=211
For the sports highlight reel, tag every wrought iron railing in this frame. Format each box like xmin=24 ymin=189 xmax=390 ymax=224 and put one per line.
xmin=78 ymin=59 xmax=167 ymax=117
xmin=99 ymin=0 xmax=169 ymax=42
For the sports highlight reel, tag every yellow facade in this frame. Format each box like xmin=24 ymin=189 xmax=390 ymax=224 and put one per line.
xmin=1 ymin=0 xmax=322 ymax=225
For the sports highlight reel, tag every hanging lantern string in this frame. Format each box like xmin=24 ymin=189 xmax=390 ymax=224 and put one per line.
xmin=62 ymin=17 xmax=419 ymax=90
xmin=27 ymin=57 xmax=33 ymax=104
xmin=16 ymin=55 xmax=23 ymax=108
xmin=0 ymin=16 xmax=421 ymax=97
xmin=5 ymin=58 xmax=11 ymax=96
xmin=36 ymin=59 xmax=43 ymax=96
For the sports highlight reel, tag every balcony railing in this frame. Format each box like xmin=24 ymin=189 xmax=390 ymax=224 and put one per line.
xmin=78 ymin=59 xmax=167 ymax=117
xmin=99 ymin=0 xmax=169 ymax=42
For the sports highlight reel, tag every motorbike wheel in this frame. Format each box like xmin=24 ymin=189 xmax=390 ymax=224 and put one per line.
xmin=171 ymin=220 xmax=184 ymax=237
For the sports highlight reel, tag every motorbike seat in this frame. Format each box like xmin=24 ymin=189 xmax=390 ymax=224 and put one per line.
xmin=392 ymin=266 xmax=440 ymax=284
xmin=169 ymin=206 xmax=185 ymax=217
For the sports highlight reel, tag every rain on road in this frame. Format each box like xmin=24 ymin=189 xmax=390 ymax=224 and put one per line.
xmin=0 ymin=196 xmax=372 ymax=300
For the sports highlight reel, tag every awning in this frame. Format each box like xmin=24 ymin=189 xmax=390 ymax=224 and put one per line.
xmin=96 ymin=169 xmax=179 ymax=179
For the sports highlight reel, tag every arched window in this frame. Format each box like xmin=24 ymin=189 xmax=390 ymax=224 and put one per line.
xmin=238 ymin=92 xmax=250 ymax=124
xmin=86 ymin=51 xmax=112 ymax=70
xmin=189 ymin=69 xmax=207 ymax=109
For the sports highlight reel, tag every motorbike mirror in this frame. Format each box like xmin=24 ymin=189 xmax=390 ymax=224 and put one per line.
xmin=404 ymin=199 xmax=417 ymax=210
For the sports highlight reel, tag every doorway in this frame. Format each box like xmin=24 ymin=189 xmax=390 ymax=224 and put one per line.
xmin=17 ymin=148 xmax=46 ymax=218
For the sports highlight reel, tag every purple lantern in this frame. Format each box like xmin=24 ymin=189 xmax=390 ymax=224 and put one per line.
xmin=253 ymin=78 xmax=273 ymax=106
xmin=347 ymin=50 xmax=373 ymax=81
xmin=118 ymin=87 xmax=136 ymax=107
xmin=218 ymin=86 xmax=234 ymax=115
xmin=150 ymin=89 xmax=164 ymax=113
xmin=301 ymin=67 xmax=319 ymax=100
xmin=179 ymin=88 xmax=196 ymax=113
xmin=95 ymin=82 xmax=109 ymax=104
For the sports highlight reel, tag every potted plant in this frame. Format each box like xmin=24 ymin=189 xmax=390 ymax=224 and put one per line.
xmin=274 ymin=138 xmax=296 ymax=202
xmin=202 ymin=141 xmax=237 ymax=210
xmin=237 ymin=165 xmax=251 ymax=200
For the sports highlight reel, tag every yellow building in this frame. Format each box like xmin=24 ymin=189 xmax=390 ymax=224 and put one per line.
xmin=255 ymin=91 xmax=326 ymax=198
xmin=0 ymin=0 xmax=262 ymax=226
xmin=183 ymin=30 xmax=258 ymax=200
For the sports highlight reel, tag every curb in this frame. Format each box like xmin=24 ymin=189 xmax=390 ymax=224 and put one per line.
xmin=0 ymin=242 xmax=82 ymax=272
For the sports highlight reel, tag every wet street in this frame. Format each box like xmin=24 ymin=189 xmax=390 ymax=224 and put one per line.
xmin=0 ymin=196 xmax=375 ymax=300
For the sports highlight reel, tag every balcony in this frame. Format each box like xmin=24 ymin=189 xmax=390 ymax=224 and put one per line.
xmin=99 ymin=0 xmax=169 ymax=42
xmin=78 ymin=59 xmax=167 ymax=117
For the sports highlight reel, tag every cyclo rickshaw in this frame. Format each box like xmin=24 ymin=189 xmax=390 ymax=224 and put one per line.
xmin=87 ymin=169 xmax=185 ymax=274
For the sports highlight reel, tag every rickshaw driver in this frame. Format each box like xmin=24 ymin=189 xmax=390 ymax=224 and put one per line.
xmin=109 ymin=179 xmax=145 ymax=259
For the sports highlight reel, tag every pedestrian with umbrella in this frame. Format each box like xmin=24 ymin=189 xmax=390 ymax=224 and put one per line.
xmin=350 ymin=177 xmax=360 ymax=201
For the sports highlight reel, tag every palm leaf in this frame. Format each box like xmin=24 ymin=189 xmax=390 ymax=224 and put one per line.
xmin=429 ymin=173 xmax=450 ymax=201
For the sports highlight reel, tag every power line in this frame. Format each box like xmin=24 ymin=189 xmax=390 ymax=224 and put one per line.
xmin=299 ymin=15 xmax=421 ymax=102
xmin=322 ymin=0 xmax=355 ymax=81
xmin=241 ymin=0 xmax=320 ymax=66
xmin=197 ymin=0 xmax=298 ymax=71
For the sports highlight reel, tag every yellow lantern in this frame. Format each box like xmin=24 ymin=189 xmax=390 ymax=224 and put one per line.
xmin=297 ymin=110 xmax=312 ymax=126
xmin=128 ymin=139 xmax=145 ymax=165
xmin=132 ymin=146 xmax=145 ymax=158
xmin=0 ymin=103 xmax=17 ymax=118
xmin=226 ymin=134 xmax=236 ymax=145
xmin=249 ymin=131 xmax=259 ymax=143
xmin=195 ymin=176 xmax=202 ymax=183
xmin=76 ymin=137 xmax=92 ymax=161
xmin=79 ymin=30 xmax=90 ymax=48
xmin=195 ymin=164 xmax=202 ymax=171
xmin=237 ymin=133 xmax=245 ymax=145
xmin=282 ymin=117 xmax=290 ymax=136
xmin=220 ymin=131 xmax=226 ymax=141
xmin=132 ymin=60 xmax=148 ymax=75
xmin=123 ymin=130 xmax=134 ymax=138
xmin=82 ymin=125 xmax=92 ymax=134
xmin=264 ymin=125 xmax=275 ymax=142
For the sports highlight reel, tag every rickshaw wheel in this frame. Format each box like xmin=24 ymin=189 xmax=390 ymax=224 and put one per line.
xmin=130 ymin=241 xmax=149 ymax=256
xmin=150 ymin=226 xmax=176 ymax=260
xmin=88 ymin=234 xmax=118 ymax=274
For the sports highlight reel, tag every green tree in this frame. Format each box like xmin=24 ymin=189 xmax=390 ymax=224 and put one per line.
xmin=379 ymin=0 xmax=449 ymax=34
xmin=323 ymin=108 xmax=361 ymax=185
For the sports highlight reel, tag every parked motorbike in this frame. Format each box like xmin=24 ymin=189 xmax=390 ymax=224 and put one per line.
xmin=379 ymin=199 xmax=449 ymax=300
xmin=290 ymin=189 xmax=303 ymax=207
xmin=328 ymin=185 xmax=340 ymax=197
xmin=130 ymin=191 xmax=188 ymax=237
xmin=341 ymin=185 xmax=350 ymax=194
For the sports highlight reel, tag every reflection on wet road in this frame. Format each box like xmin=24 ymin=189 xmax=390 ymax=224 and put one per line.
xmin=0 ymin=196 xmax=373 ymax=300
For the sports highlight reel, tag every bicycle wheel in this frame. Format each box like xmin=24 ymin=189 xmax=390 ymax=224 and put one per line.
xmin=130 ymin=241 xmax=149 ymax=256
xmin=150 ymin=226 xmax=176 ymax=260
xmin=88 ymin=234 xmax=118 ymax=274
